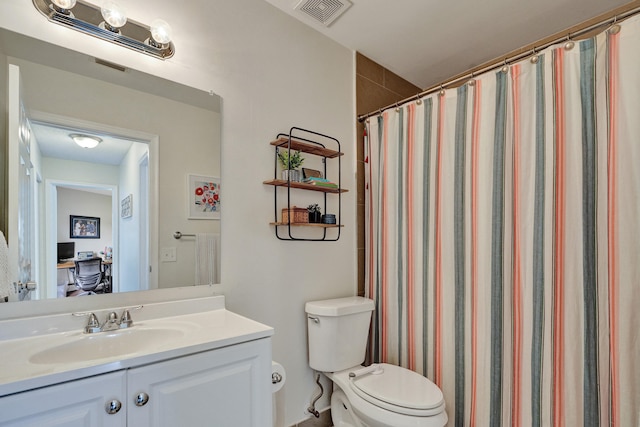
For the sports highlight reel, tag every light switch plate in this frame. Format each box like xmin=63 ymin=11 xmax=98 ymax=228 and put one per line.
xmin=160 ymin=247 xmax=176 ymax=262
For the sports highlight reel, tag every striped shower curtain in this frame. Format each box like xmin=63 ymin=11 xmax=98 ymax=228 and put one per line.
xmin=364 ymin=16 xmax=640 ymax=427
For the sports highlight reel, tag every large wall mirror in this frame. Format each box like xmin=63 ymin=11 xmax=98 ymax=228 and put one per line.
xmin=0 ymin=28 xmax=222 ymax=304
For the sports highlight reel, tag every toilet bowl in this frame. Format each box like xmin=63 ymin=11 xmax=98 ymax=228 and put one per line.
xmin=327 ymin=364 xmax=447 ymax=427
xmin=305 ymin=297 xmax=447 ymax=427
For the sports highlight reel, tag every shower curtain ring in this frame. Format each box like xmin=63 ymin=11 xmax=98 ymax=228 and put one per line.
xmin=395 ymin=102 xmax=400 ymax=112
xmin=439 ymin=84 xmax=445 ymax=96
xmin=416 ymin=93 xmax=422 ymax=105
xmin=530 ymin=48 xmax=539 ymax=64
xmin=468 ymin=72 xmax=476 ymax=86
xmin=610 ymin=15 xmax=621 ymax=34
xmin=564 ymin=33 xmax=575 ymax=50
xmin=501 ymin=58 xmax=509 ymax=73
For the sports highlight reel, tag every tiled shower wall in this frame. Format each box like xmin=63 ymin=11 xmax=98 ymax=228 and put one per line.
xmin=356 ymin=53 xmax=421 ymax=297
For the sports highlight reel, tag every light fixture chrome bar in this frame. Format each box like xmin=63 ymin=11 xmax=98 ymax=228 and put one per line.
xmin=32 ymin=0 xmax=174 ymax=60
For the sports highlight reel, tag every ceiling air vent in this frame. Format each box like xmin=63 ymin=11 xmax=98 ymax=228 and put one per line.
xmin=293 ymin=0 xmax=353 ymax=27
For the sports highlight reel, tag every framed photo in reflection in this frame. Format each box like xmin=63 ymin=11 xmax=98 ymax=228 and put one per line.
xmin=70 ymin=215 xmax=100 ymax=239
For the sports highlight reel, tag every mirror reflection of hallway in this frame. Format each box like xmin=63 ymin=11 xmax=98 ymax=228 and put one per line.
xmin=37 ymin=116 xmax=154 ymax=300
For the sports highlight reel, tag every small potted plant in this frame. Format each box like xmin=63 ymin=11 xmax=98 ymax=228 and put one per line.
xmin=277 ymin=149 xmax=304 ymax=182
xmin=307 ymin=204 xmax=321 ymax=223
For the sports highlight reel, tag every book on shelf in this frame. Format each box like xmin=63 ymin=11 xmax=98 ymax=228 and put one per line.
xmin=305 ymin=181 xmax=338 ymax=188
xmin=303 ymin=177 xmax=330 ymax=183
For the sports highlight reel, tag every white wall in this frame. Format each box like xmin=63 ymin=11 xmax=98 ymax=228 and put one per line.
xmin=118 ymin=143 xmax=147 ymax=293
xmin=56 ymin=187 xmax=112 ymax=255
xmin=0 ymin=1 xmax=356 ymax=425
xmin=41 ymin=158 xmax=120 ymax=188
xmin=0 ymin=49 xmax=6 ymax=236
xmin=155 ymin=106 xmax=221 ymax=288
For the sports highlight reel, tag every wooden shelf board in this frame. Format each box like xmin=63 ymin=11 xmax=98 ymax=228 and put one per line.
xmin=270 ymin=222 xmax=343 ymax=228
xmin=263 ymin=179 xmax=348 ymax=193
xmin=270 ymin=137 xmax=343 ymax=158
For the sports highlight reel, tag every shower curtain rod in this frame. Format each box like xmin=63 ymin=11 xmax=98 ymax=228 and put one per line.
xmin=357 ymin=4 xmax=640 ymax=123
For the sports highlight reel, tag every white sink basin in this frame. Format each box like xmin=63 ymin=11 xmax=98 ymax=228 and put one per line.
xmin=29 ymin=328 xmax=184 ymax=364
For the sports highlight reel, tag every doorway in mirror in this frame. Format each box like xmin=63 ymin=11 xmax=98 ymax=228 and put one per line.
xmin=36 ymin=116 xmax=154 ymax=300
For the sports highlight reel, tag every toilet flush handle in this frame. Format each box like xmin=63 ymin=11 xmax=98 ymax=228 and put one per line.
xmin=349 ymin=364 xmax=383 ymax=379
xmin=307 ymin=316 xmax=320 ymax=324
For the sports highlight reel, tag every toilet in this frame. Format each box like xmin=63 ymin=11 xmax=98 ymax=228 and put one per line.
xmin=305 ymin=296 xmax=448 ymax=427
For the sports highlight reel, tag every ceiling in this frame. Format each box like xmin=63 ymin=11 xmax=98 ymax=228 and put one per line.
xmin=29 ymin=121 xmax=133 ymax=197
xmin=31 ymin=121 xmax=134 ymax=166
xmin=264 ymin=0 xmax=632 ymax=88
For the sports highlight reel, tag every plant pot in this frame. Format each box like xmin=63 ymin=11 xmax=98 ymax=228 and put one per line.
xmin=281 ymin=169 xmax=301 ymax=182
xmin=308 ymin=211 xmax=321 ymax=223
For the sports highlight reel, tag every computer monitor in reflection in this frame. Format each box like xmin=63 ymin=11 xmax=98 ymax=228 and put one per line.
xmin=57 ymin=242 xmax=75 ymax=263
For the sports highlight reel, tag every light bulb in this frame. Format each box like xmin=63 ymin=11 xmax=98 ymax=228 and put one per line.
xmin=150 ymin=19 xmax=172 ymax=45
xmin=51 ymin=0 xmax=77 ymax=10
xmin=101 ymin=1 xmax=127 ymax=30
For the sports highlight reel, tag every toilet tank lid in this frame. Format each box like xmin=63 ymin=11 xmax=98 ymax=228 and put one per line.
xmin=305 ymin=296 xmax=375 ymax=316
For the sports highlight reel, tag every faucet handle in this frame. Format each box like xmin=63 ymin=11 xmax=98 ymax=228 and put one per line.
xmin=119 ymin=305 xmax=142 ymax=329
xmin=119 ymin=310 xmax=133 ymax=328
xmin=85 ymin=313 xmax=101 ymax=334
xmin=73 ymin=311 xmax=101 ymax=333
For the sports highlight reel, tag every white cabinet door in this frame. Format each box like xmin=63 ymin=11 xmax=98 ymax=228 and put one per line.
xmin=127 ymin=338 xmax=271 ymax=427
xmin=0 ymin=371 xmax=126 ymax=427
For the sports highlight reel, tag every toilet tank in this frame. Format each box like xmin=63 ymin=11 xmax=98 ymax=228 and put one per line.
xmin=305 ymin=296 xmax=375 ymax=372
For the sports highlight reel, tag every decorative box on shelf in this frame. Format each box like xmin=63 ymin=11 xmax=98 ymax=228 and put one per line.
xmin=281 ymin=206 xmax=309 ymax=224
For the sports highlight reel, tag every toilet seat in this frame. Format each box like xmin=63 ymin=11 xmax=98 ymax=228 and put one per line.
xmin=331 ymin=363 xmax=445 ymax=418
xmin=349 ymin=363 xmax=445 ymax=416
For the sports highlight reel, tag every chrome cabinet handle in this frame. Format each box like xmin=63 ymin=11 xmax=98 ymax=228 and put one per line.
xmin=105 ymin=399 xmax=122 ymax=414
xmin=135 ymin=392 xmax=150 ymax=407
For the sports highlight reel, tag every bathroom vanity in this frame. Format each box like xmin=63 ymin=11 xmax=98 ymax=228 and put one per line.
xmin=0 ymin=295 xmax=273 ymax=426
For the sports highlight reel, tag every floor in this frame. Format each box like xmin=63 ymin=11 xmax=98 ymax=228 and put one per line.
xmin=292 ymin=409 xmax=332 ymax=427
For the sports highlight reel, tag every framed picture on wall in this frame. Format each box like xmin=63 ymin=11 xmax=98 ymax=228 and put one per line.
xmin=121 ymin=194 xmax=133 ymax=218
xmin=70 ymin=215 xmax=100 ymax=239
xmin=188 ymin=174 xmax=221 ymax=220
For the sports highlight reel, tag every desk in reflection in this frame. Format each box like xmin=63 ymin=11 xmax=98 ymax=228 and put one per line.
xmin=56 ymin=259 xmax=113 ymax=297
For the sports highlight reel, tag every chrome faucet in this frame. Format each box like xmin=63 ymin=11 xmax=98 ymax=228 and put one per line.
xmin=75 ymin=306 xmax=142 ymax=334
xmin=100 ymin=311 xmax=121 ymax=332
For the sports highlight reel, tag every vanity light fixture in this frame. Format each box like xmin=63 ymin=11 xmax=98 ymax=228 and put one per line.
xmin=32 ymin=0 xmax=175 ymax=59
xmin=70 ymin=134 xmax=102 ymax=149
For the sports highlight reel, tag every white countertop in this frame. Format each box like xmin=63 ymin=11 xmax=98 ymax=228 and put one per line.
xmin=0 ymin=295 xmax=273 ymax=397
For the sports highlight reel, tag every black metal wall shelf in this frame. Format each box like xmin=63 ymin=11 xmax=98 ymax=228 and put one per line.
xmin=264 ymin=127 xmax=345 ymax=241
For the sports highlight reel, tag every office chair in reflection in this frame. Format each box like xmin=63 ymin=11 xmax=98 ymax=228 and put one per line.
xmin=73 ymin=258 xmax=105 ymax=296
